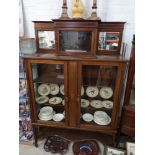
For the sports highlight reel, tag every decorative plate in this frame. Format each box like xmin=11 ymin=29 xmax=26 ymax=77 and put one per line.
xmin=86 ymin=86 xmax=99 ymax=98
xmin=82 ymin=113 xmax=93 ymax=122
xmin=102 ymin=100 xmax=113 ymax=109
xmin=49 ymin=97 xmax=62 ymax=105
xmin=90 ymin=100 xmax=104 ymax=108
xmin=53 ymin=113 xmax=64 ymax=122
xmin=60 ymin=84 xmax=64 ymax=95
xmin=38 ymin=84 xmax=50 ymax=96
xmin=36 ymin=96 xmax=49 ymax=104
xmin=50 ymin=84 xmax=59 ymax=95
xmin=44 ymin=135 xmax=70 ymax=154
xmin=81 ymin=99 xmax=89 ymax=108
xmin=99 ymin=87 xmax=113 ymax=99
xmin=81 ymin=86 xmax=84 ymax=96
xmin=94 ymin=116 xmax=111 ymax=126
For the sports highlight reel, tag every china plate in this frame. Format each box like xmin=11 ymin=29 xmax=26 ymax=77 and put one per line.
xmin=81 ymin=99 xmax=89 ymax=108
xmin=94 ymin=117 xmax=111 ymax=125
xmin=90 ymin=100 xmax=104 ymax=108
xmin=49 ymin=97 xmax=62 ymax=105
xmin=38 ymin=84 xmax=50 ymax=96
xmin=102 ymin=100 xmax=113 ymax=109
xmin=86 ymin=86 xmax=99 ymax=98
xmin=99 ymin=87 xmax=113 ymax=99
xmin=53 ymin=113 xmax=64 ymax=122
xmin=82 ymin=113 xmax=93 ymax=122
xmin=81 ymin=86 xmax=84 ymax=96
xmin=60 ymin=84 xmax=64 ymax=95
xmin=50 ymin=84 xmax=59 ymax=95
xmin=38 ymin=113 xmax=53 ymax=121
xmin=36 ymin=96 xmax=49 ymax=104
xmin=62 ymin=99 xmax=65 ymax=105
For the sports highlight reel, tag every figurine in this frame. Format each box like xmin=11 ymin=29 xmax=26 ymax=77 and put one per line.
xmin=71 ymin=0 xmax=84 ymax=19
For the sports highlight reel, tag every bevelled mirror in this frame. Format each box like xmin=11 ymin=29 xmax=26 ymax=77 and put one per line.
xmin=38 ymin=31 xmax=55 ymax=49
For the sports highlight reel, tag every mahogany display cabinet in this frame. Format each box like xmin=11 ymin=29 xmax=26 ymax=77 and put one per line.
xmin=22 ymin=20 xmax=128 ymax=146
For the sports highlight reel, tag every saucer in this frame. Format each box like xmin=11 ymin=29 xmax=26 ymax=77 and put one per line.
xmin=53 ymin=113 xmax=64 ymax=122
xmin=81 ymin=86 xmax=84 ymax=96
xmin=100 ymin=87 xmax=113 ymax=99
xmin=38 ymin=84 xmax=50 ymax=96
xmin=82 ymin=113 xmax=93 ymax=122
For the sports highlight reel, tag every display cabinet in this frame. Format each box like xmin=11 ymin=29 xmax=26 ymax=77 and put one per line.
xmin=23 ymin=20 xmax=128 ymax=147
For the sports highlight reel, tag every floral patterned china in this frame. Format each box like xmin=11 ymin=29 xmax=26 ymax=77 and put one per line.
xmin=50 ymin=84 xmax=59 ymax=95
xmin=102 ymin=100 xmax=113 ymax=109
xmin=99 ymin=87 xmax=113 ymax=99
xmin=49 ymin=97 xmax=62 ymax=105
xmin=86 ymin=86 xmax=99 ymax=98
xmin=36 ymin=96 xmax=49 ymax=104
xmin=38 ymin=84 xmax=50 ymax=96
xmin=90 ymin=100 xmax=104 ymax=108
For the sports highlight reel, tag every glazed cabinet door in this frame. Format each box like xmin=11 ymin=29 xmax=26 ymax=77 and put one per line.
xmin=26 ymin=60 xmax=68 ymax=127
xmin=78 ymin=61 xmax=125 ymax=131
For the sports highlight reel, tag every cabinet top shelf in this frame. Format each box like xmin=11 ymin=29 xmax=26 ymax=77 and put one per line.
xmin=22 ymin=53 xmax=129 ymax=62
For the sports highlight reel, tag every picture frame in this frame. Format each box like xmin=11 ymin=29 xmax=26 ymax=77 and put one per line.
xmin=126 ymin=142 xmax=135 ymax=155
xmin=105 ymin=146 xmax=126 ymax=155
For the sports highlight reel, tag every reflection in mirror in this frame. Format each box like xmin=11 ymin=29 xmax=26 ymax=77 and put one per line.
xmin=60 ymin=31 xmax=92 ymax=52
xmin=38 ymin=31 xmax=55 ymax=49
xmin=98 ymin=32 xmax=120 ymax=51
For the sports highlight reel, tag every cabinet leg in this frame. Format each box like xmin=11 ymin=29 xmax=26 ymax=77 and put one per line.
xmin=33 ymin=126 xmax=38 ymax=147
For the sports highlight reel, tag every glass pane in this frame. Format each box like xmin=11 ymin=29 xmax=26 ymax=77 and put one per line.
xmin=98 ymin=32 xmax=120 ymax=51
xmin=31 ymin=63 xmax=65 ymax=123
xmin=80 ymin=65 xmax=117 ymax=127
xmin=60 ymin=31 xmax=92 ymax=52
xmin=38 ymin=31 xmax=55 ymax=49
xmin=129 ymin=75 xmax=135 ymax=106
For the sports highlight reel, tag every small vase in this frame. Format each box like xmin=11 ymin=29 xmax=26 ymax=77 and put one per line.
xmin=71 ymin=0 xmax=84 ymax=19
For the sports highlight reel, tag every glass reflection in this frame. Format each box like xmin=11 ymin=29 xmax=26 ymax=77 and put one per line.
xmin=38 ymin=31 xmax=55 ymax=49
xmin=98 ymin=32 xmax=120 ymax=50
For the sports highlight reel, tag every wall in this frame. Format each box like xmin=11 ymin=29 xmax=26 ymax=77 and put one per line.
xmin=22 ymin=0 xmax=135 ymax=57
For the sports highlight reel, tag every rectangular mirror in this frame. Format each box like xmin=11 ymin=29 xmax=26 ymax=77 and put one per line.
xmin=38 ymin=31 xmax=55 ymax=49
xmin=98 ymin=32 xmax=120 ymax=51
xmin=60 ymin=31 xmax=92 ymax=52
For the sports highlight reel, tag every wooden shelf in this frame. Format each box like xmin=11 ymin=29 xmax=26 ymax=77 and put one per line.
xmin=33 ymin=75 xmax=64 ymax=84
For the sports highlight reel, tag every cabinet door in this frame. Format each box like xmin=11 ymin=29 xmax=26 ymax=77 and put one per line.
xmin=78 ymin=62 xmax=124 ymax=130
xmin=27 ymin=60 xmax=68 ymax=126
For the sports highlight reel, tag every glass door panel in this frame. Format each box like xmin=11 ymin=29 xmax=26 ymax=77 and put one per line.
xmin=31 ymin=63 xmax=65 ymax=123
xmin=80 ymin=65 xmax=117 ymax=127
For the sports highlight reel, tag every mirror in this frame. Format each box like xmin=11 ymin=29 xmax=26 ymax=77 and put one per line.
xmin=60 ymin=31 xmax=92 ymax=52
xmin=98 ymin=32 xmax=120 ymax=51
xmin=38 ymin=31 xmax=55 ymax=49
